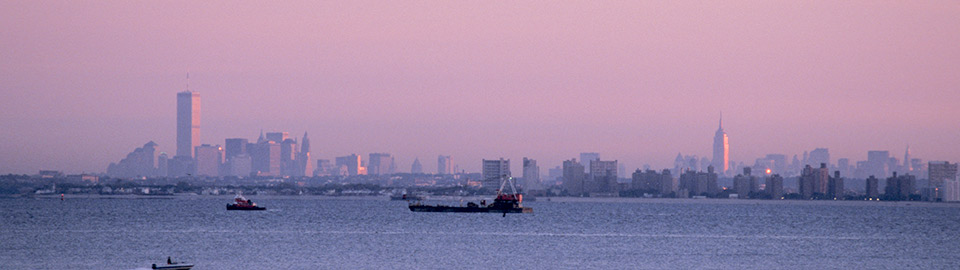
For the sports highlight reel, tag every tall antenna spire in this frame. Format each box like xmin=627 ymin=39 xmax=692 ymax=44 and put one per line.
xmin=719 ymin=111 xmax=723 ymax=129
xmin=186 ymin=72 xmax=190 ymax=91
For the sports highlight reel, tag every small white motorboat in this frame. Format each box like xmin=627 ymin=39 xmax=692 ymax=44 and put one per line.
xmin=152 ymin=257 xmax=193 ymax=270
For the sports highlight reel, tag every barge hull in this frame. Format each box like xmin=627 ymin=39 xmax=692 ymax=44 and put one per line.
xmin=409 ymin=205 xmax=532 ymax=213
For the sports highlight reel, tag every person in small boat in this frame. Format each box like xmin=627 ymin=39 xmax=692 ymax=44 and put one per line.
xmin=167 ymin=256 xmax=172 ymax=264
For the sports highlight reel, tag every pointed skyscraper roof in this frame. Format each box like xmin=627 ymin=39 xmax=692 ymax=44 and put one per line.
xmin=257 ymin=129 xmax=266 ymax=143
xmin=719 ymin=111 xmax=723 ymax=129
xmin=300 ymin=131 xmax=310 ymax=153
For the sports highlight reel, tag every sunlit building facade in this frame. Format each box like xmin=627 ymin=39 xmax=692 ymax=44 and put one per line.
xmin=176 ymin=91 xmax=200 ymax=158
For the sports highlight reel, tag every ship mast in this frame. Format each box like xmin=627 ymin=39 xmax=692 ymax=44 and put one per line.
xmin=497 ymin=174 xmax=519 ymax=195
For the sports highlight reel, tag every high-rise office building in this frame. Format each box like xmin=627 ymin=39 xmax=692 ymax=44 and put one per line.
xmin=176 ymin=91 xmax=200 ymax=158
xmin=910 ymin=159 xmax=924 ymax=178
xmin=368 ymin=153 xmax=395 ymax=175
xmin=157 ymin=153 xmax=168 ymax=177
xmin=562 ymin=159 xmax=586 ymax=196
xmin=631 ymin=169 xmax=675 ymax=195
xmin=580 ymin=152 xmax=599 ymax=172
xmin=712 ymin=115 xmax=729 ymax=174
xmin=658 ymin=169 xmax=676 ymax=196
xmin=733 ymin=167 xmax=754 ymax=198
xmin=335 ymin=154 xmax=363 ymax=176
xmin=808 ymin=148 xmax=830 ymax=168
xmin=928 ymin=161 xmax=958 ymax=188
xmin=314 ymin=159 xmax=334 ymax=176
xmin=411 ymin=158 xmax=423 ymax=174
xmin=865 ymin=175 xmax=880 ymax=198
xmin=547 ymin=166 xmax=563 ymax=186
xmin=265 ymin=132 xmax=288 ymax=143
xmin=799 ymin=163 xmax=829 ymax=199
xmin=224 ymin=138 xmax=248 ymax=161
xmin=296 ymin=132 xmax=311 ymax=177
xmin=522 ymin=157 xmax=540 ymax=190
xmin=837 ymin=158 xmax=851 ymax=178
xmin=903 ymin=145 xmax=912 ymax=172
xmin=482 ymin=158 xmax=510 ymax=188
xmin=866 ymin=151 xmax=890 ymax=178
xmin=590 ymin=159 xmax=618 ymax=193
xmin=884 ymin=172 xmax=916 ymax=200
xmin=753 ymin=154 xmax=787 ymax=175
xmin=631 ymin=169 xmax=652 ymax=191
xmin=678 ymin=166 xmax=719 ymax=197
xmin=167 ymin=155 xmax=196 ymax=177
xmin=106 ymin=141 xmax=159 ymax=178
xmin=280 ymin=138 xmax=298 ymax=176
xmin=194 ymin=144 xmax=223 ymax=177
xmin=250 ymin=141 xmax=280 ymax=176
xmin=828 ymin=171 xmax=844 ymax=199
xmin=765 ymin=174 xmax=784 ymax=199
xmin=438 ymin=155 xmax=453 ymax=175
xmin=943 ymin=179 xmax=960 ymax=202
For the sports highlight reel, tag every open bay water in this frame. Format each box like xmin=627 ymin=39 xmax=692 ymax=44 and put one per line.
xmin=1 ymin=196 xmax=959 ymax=269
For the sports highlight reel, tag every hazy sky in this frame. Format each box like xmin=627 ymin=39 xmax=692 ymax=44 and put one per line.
xmin=1 ymin=1 xmax=959 ymax=175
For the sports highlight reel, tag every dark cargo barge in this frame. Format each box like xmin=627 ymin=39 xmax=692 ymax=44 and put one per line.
xmin=408 ymin=176 xmax=532 ymax=214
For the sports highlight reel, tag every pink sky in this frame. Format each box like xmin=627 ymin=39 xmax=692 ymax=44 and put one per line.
xmin=1 ymin=1 xmax=959 ymax=174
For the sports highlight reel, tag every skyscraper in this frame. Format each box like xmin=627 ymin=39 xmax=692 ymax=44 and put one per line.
xmin=315 ymin=159 xmax=333 ymax=176
xmin=335 ymin=154 xmax=363 ymax=176
xmin=799 ymin=163 xmax=829 ymax=199
xmin=106 ymin=141 xmax=159 ymax=178
xmin=733 ymin=167 xmax=754 ymax=198
xmin=865 ymin=175 xmax=880 ymax=198
xmin=679 ymin=166 xmax=719 ymax=198
xmin=579 ymin=152 xmax=599 ymax=173
xmin=176 ymin=91 xmax=200 ymax=158
xmin=368 ymin=153 xmax=395 ymax=175
xmin=808 ymin=148 xmax=830 ymax=167
xmin=903 ymin=145 xmax=911 ymax=172
xmin=250 ymin=141 xmax=280 ymax=176
xmin=928 ymin=161 xmax=958 ymax=188
xmin=884 ymin=172 xmax=916 ymax=200
xmin=296 ymin=132 xmax=311 ymax=177
xmin=438 ymin=155 xmax=453 ymax=175
xmin=157 ymin=152 xmax=168 ymax=177
xmin=866 ymin=151 xmax=890 ymax=178
xmin=522 ymin=157 xmax=540 ymax=190
xmin=562 ymin=159 xmax=586 ymax=196
xmin=411 ymin=158 xmax=423 ymax=174
xmin=590 ymin=159 xmax=618 ymax=193
xmin=224 ymin=138 xmax=248 ymax=161
xmin=828 ymin=171 xmax=844 ymax=199
xmin=712 ymin=115 xmax=729 ymax=174
xmin=482 ymin=158 xmax=510 ymax=188
xmin=265 ymin=132 xmax=288 ymax=143
xmin=765 ymin=174 xmax=784 ymax=199
xmin=280 ymin=138 xmax=298 ymax=176
xmin=194 ymin=144 xmax=224 ymax=177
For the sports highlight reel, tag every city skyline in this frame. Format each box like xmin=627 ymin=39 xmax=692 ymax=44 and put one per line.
xmin=2 ymin=1 xmax=959 ymax=174
xmin=99 ymin=91 xmax=939 ymax=180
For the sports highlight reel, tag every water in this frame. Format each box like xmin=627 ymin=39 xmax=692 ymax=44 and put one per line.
xmin=1 ymin=196 xmax=959 ymax=269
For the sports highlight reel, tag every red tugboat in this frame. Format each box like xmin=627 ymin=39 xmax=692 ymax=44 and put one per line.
xmin=409 ymin=176 xmax=532 ymax=214
xmin=226 ymin=193 xmax=266 ymax=211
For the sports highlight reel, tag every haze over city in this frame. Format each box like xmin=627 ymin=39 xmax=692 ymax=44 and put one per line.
xmin=2 ymin=1 xmax=959 ymax=175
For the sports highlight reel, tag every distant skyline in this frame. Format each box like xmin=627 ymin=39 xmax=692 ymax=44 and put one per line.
xmin=1 ymin=1 xmax=959 ymax=174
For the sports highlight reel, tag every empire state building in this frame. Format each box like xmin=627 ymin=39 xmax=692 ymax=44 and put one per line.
xmin=712 ymin=115 xmax=729 ymax=174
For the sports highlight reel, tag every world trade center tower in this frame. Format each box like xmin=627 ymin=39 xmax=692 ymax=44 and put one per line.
xmin=177 ymin=91 xmax=200 ymax=158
